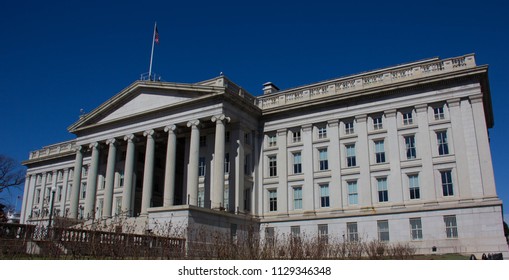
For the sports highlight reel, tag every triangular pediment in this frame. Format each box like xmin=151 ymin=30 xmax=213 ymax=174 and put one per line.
xmin=68 ymin=81 xmax=223 ymax=132
xmin=97 ymin=90 xmax=194 ymax=123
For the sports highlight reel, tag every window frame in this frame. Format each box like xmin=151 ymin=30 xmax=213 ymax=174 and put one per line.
xmin=410 ymin=218 xmax=423 ymax=240
xmin=269 ymin=190 xmax=278 ymax=212
xmin=441 ymin=170 xmax=454 ymax=196
xmin=347 ymin=222 xmax=359 ymax=242
xmin=320 ymin=184 xmax=330 ymax=208
xmin=444 ymin=215 xmax=458 ymax=238
xmin=377 ymin=177 xmax=389 ymax=203
xmin=293 ymin=186 xmax=303 ymax=210
xmin=377 ymin=220 xmax=390 ymax=242
xmin=347 ymin=181 xmax=358 ymax=205
xmin=293 ymin=152 xmax=302 ymax=174
xmin=318 ymin=148 xmax=329 ymax=171
xmin=268 ymin=155 xmax=277 ymax=177
xmin=408 ymin=174 xmax=420 ymax=200
xmin=346 ymin=144 xmax=357 ymax=167
xmin=404 ymin=135 xmax=417 ymax=159
xmin=374 ymin=140 xmax=386 ymax=163
xmin=436 ymin=130 xmax=449 ymax=155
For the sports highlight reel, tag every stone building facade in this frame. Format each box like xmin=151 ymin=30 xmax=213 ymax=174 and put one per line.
xmin=20 ymin=54 xmax=508 ymax=256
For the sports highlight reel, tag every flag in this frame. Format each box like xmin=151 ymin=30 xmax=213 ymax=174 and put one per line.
xmin=154 ymin=27 xmax=160 ymax=44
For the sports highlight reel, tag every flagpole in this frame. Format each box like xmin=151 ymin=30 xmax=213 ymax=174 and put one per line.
xmin=148 ymin=22 xmax=157 ymax=80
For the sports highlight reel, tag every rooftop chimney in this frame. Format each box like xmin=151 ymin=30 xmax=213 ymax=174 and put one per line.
xmin=263 ymin=82 xmax=280 ymax=95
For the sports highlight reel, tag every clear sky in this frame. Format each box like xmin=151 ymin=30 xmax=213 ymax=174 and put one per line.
xmin=1 ymin=0 xmax=508 ymax=221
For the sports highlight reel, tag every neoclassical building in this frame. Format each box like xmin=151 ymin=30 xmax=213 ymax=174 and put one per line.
xmin=21 ymin=54 xmax=508 ymax=256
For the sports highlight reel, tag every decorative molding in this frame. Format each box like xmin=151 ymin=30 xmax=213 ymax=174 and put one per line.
xmin=187 ymin=120 xmax=200 ymax=128
xmin=143 ymin=130 xmax=155 ymax=137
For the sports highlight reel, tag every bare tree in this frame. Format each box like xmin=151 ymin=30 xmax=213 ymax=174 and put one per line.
xmin=0 ymin=155 xmax=25 ymax=195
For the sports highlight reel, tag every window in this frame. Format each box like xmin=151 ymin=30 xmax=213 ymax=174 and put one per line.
xmin=291 ymin=226 xmax=301 ymax=238
xmin=436 ymin=131 xmax=449 ymax=155
xmin=268 ymin=155 xmax=277 ymax=177
xmin=244 ymin=188 xmax=251 ymax=211
xmin=373 ymin=116 xmax=383 ymax=130
xmin=320 ymin=184 xmax=330 ymax=207
xmin=444 ymin=215 xmax=458 ymax=238
xmin=293 ymin=187 xmax=303 ymax=210
xmin=198 ymin=189 xmax=205 ymax=208
xmin=318 ymin=125 xmax=327 ymax=139
xmin=434 ymin=106 xmax=445 ymax=120
xmin=347 ymin=222 xmax=358 ymax=242
xmin=345 ymin=120 xmax=355 ymax=134
xmin=268 ymin=134 xmax=277 ymax=147
xmin=408 ymin=174 xmax=420 ymax=200
xmin=35 ymin=189 xmax=41 ymax=204
xmin=57 ymin=185 xmax=63 ymax=202
xmin=405 ymin=135 xmax=417 ymax=159
xmin=66 ymin=184 xmax=72 ymax=201
xmin=97 ymin=198 xmax=104 ymax=218
xmin=265 ymin=227 xmax=275 ymax=246
xmin=115 ymin=197 xmax=122 ymax=216
xmin=410 ymin=218 xmax=423 ymax=240
xmin=293 ymin=130 xmax=301 ymax=143
xmin=82 ymin=166 xmax=88 ymax=178
xmin=402 ymin=111 xmax=413 ymax=125
xmin=319 ymin=148 xmax=329 ymax=170
xmin=57 ymin=171 xmax=63 ymax=181
xmin=375 ymin=140 xmax=386 ymax=163
xmin=244 ymin=154 xmax=251 ymax=175
xmin=346 ymin=144 xmax=356 ymax=167
xmin=81 ymin=182 xmax=87 ymax=199
xmin=377 ymin=177 xmax=389 ymax=202
xmin=293 ymin=152 xmax=302 ymax=174
xmin=199 ymin=135 xmax=207 ymax=147
xmin=224 ymin=153 xmax=230 ymax=174
xmin=377 ymin=220 xmax=390 ymax=242
xmin=441 ymin=170 xmax=454 ymax=196
xmin=198 ymin=157 xmax=206 ymax=177
xmin=223 ymin=188 xmax=229 ymax=209
xmin=118 ymin=171 xmax=124 ymax=188
xmin=318 ymin=224 xmax=329 ymax=244
xmin=269 ymin=190 xmax=277 ymax=211
xmin=348 ymin=181 xmax=358 ymax=205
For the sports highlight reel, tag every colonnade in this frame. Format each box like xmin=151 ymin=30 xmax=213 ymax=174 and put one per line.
xmin=67 ymin=114 xmax=235 ymax=219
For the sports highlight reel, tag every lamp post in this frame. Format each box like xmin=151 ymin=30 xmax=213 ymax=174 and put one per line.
xmin=47 ymin=186 xmax=57 ymax=229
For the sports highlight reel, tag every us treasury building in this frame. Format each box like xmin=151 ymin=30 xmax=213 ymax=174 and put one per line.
xmin=20 ymin=54 xmax=508 ymax=256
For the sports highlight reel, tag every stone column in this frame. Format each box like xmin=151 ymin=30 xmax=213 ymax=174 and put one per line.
xmin=38 ymin=173 xmax=47 ymax=212
xmin=85 ymin=142 xmax=100 ymax=219
xmin=415 ymin=104 xmax=437 ymax=203
xmin=141 ymin=130 xmax=155 ymax=216
xmin=50 ymin=170 xmax=58 ymax=216
xmin=20 ymin=175 xmax=31 ymax=224
xmin=448 ymin=98 xmax=471 ymax=198
xmin=355 ymin=114 xmax=372 ymax=208
xmin=277 ymin=128 xmax=288 ymax=214
xmin=385 ymin=109 xmax=404 ymax=205
xmin=302 ymin=124 xmax=314 ymax=211
xmin=211 ymin=115 xmax=230 ymax=209
xmin=233 ymin=127 xmax=245 ymax=213
xmin=187 ymin=120 xmax=200 ymax=206
xmin=122 ymin=134 xmax=136 ymax=216
xmin=60 ymin=169 xmax=70 ymax=213
xmin=470 ymin=95 xmax=497 ymax=198
xmin=103 ymin=138 xmax=117 ymax=218
xmin=328 ymin=119 xmax=342 ymax=210
xmin=70 ymin=146 xmax=83 ymax=219
xmin=163 ymin=125 xmax=177 ymax=207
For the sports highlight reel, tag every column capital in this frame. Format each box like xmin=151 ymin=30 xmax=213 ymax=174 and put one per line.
xmin=302 ymin=124 xmax=313 ymax=132
xmin=89 ymin=142 xmax=99 ymax=149
xmin=277 ymin=128 xmax=287 ymax=135
xmin=355 ymin=114 xmax=367 ymax=123
xmin=415 ymin=104 xmax=428 ymax=113
xmin=73 ymin=145 xmax=83 ymax=153
xmin=187 ymin=120 xmax=200 ymax=127
xmin=143 ymin=129 xmax=155 ymax=137
xmin=447 ymin=98 xmax=461 ymax=107
xmin=384 ymin=109 xmax=397 ymax=118
xmin=164 ymin=124 xmax=177 ymax=133
xmin=124 ymin=134 xmax=137 ymax=142
xmin=106 ymin=138 xmax=117 ymax=146
xmin=469 ymin=94 xmax=484 ymax=104
xmin=211 ymin=114 xmax=230 ymax=123
xmin=327 ymin=119 xmax=339 ymax=127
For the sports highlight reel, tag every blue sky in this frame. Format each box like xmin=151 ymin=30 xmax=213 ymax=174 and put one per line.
xmin=1 ymin=0 xmax=508 ymax=221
